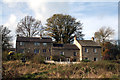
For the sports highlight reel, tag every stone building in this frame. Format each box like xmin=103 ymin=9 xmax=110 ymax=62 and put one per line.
xmin=52 ymin=44 xmax=80 ymax=62
xmin=16 ymin=36 xmax=53 ymax=60
xmin=16 ymin=36 xmax=101 ymax=62
xmin=73 ymin=37 xmax=102 ymax=61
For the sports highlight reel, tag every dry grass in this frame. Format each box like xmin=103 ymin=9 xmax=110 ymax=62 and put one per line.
xmin=2 ymin=60 xmax=120 ymax=79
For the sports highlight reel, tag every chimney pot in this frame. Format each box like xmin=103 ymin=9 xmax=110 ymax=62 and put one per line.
xmin=74 ymin=35 xmax=77 ymax=40
xmin=40 ymin=34 xmax=42 ymax=39
xmin=17 ymin=34 xmax=19 ymax=37
xmin=91 ymin=37 xmax=94 ymax=41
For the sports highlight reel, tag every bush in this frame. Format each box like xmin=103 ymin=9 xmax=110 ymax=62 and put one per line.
xmin=2 ymin=51 xmax=9 ymax=61
xmin=12 ymin=53 xmax=23 ymax=60
xmin=24 ymin=52 xmax=34 ymax=60
xmin=52 ymin=55 xmax=66 ymax=61
xmin=32 ymin=54 xmax=45 ymax=63
xmin=82 ymin=59 xmax=91 ymax=62
xmin=52 ymin=55 xmax=61 ymax=61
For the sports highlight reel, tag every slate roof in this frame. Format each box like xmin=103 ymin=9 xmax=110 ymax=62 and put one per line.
xmin=16 ymin=36 xmax=52 ymax=43
xmin=52 ymin=44 xmax=79 ymax=50
xmin=78 ymin=40 xmax=101 ymax=47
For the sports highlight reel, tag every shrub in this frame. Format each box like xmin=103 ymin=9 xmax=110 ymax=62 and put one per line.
xmin=32 ymin=54 xmax=45 ymax=63
xmin=52 ymin=55 xmax=66 ymax=61
xmin=12 ymin=53 xmax=23 ymax=60
xmin=2 ymin=51 xmax=9 ymax=61
xmin=82 ymin=59 xmax=91 ymax=62
xmin=24 ymin=52 xmax=34 ymax=60
xmin=52 ymin=55 xmax=61 ymax=61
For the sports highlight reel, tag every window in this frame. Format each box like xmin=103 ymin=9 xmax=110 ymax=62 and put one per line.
xmin=43 ymin=43 xmax=47 ymax=46
xmin=49 ymin=49 xmax=51 ymax=52
xmin=34 ymin=42 xmax=40 ymax=46
xmin=46 ymin=57 xmax=50 ymax=60
xmin=43 ymin=49 xmax=46 ymax=53
xmin=34 ymin=49 xmax=39 ymax=54
xmin=73 ymin=59 xmax=77 ymax=61
xmin=85 ymin=48 xmax=88 ymax=52
xmin=93 ymin=49 xmax=97 ymax=53
xmin=60 ymin=52 xmax=64 ymax=56
xmin=20 ymin=49 xmax=24 ymax=53
xmin=94 ymin=58 xmax=97 ymax=61
xmin=20 ymin=42 xmax=24 ymax=45
xmin=85 ymin=57 xmax=88 ymax=60
xmin=73 ymin=52 xmax=77 ymax=56
xmin=66 ymin=58 xmax=70 ymax=62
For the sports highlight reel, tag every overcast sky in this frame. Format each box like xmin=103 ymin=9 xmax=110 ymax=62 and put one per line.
xmin=0 ymin=0 xmax=119 ymax=47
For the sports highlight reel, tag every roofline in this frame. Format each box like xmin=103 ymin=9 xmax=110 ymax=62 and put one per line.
xmin=52 ymin=48 xmax=79 ymax=50
xmin=82 ymin=46 xmax=101 ymax=48
xmin=16 ymin=41 xmax=53 ymax=43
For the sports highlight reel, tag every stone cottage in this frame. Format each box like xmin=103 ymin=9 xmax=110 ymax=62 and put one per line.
xmin=73 ymin=37 xmax=102 ymax=61
xmin=16 ymin=36 xmax=53 ymax=60
xmin=16 ymin=36 xmax=101 ymax=61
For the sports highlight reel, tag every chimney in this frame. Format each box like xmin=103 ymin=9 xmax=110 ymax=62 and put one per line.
xmin=17 ymin=34 xmax=19 ymax=37
xmin=74 ymin=35 xmax=77 ymax=40
xmin=91 ymin=37 xmax=94 ymax=41
xmin=40 ymin=34 xmax=42 ymax=39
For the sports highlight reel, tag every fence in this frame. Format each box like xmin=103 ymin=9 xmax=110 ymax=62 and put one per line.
xmin=45 ymin=60 xmax=81 ymax=64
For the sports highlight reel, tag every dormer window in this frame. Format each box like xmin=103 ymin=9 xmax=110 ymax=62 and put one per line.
xmin=20 ymin=42 xmax=24 ymax=46
xmin=43 ymin=43 xmax=47 ymax=46
xmin=34 ymin=42 xmax=40 ymax=46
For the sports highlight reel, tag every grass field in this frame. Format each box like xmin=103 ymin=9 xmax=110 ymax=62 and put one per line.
xmin=2 ymin=60 xmax=120 ymax=79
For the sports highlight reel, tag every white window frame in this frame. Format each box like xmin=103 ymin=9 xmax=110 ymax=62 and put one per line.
xmin=46 ymin=57 xmax=50 ymax=60
xmin=74 ymin=52 xmax=77 ymax=56
xmin=60 ymin=52 xmax=64 ymax=55
xmin=93 ymin=49 xmax=97 ymax=53
xmin=66 ymin=58 xmax=70 ymax=62
xmin=85 ymin=57 xmax=88 ymax=60
xmin=43 ymin=43 xmax=47 ymax=46
xmin=94 ymin=57 xmax=98 ymax=61
xmin=43 ymin=49 xmax=46 ymax=53
xmin=34 ymin=49 xmax=39 ymax=54
xmin=20 ymin=42 xmax=24 ymax=45
xmin=85 ymin=48 xmax=88 ymax=52
xmin=34 ymin=42 xmax=40 ymax=46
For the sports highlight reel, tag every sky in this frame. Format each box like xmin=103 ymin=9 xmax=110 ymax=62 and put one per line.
xmin=0 ymin=0 xmax=119 ymax=48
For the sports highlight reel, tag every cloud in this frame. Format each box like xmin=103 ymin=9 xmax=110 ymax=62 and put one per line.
xmin=1 ymin=1 xmax=118 ymax=47
xmin=4 ymin=14 xmax=17 ymax=29
xmin=4 ymin=14 xmax=17 ymax=47
xmin=2 ymin=0 xmax=119 ymax=3
xmin=26 ymin=1 xmax=70 ymax=24
xmin=80 ymin=15 xmax=118 ymax=40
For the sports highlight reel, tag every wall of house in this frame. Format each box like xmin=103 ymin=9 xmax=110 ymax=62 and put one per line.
xmin=16 ymin=41 xmax=52 ymax=58
xmin=82 ymin=46 xmax=101 ymax=61
xmin=52 ymin=49 xmax=80 ymax=62
xmin=73 ymin=38 xmax=82 ymax=61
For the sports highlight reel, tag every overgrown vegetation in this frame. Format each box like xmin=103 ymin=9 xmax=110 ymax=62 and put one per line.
xmin=32 ymin=54 xmax=45 ymax=63
xmin=2 ymin=60 xmax=120 ymax=79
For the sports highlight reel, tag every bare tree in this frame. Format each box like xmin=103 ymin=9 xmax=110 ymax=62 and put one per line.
xmin=94 ymin=27 xmax=114 ymax=45
xmin=0 ymin=25 xmax=12 ymax=51
xmin=16 ymin=16 xmax=43 ymax=37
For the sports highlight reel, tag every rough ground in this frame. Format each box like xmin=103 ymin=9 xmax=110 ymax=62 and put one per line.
xmin=2 ymin=60 xmax=120 ymax=79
